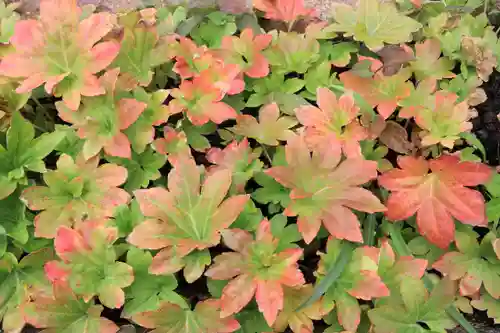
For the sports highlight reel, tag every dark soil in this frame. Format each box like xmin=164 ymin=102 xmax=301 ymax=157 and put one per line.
xmin=472 ymin=70 xmax=500 ymax=166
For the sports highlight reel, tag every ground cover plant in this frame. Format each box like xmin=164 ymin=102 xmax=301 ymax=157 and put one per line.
xmin=2 ymin=0 xmax=500 ymax=332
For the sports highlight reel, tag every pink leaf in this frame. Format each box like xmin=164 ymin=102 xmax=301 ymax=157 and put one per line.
xmin=104 ymin=132 xmax=132 ymax=158
xmin=127 ymin=219 xmax=173 ymax=250
xmin=256 ymin=280 xmax=284 ymax=326
xmin=149 ymin=248 xmax=185 ymax=275
xmin=89 ymin=42 xmax=121 ymax=74
xmin=11 ymin=20 xmax=45 ymax=52
xmin=79 ymin=12 xmax=116 ymax=49
xmin=348 ymin=271 xmax=390 ymax=300
xmin=205 ymin=252 xmax=245 ymax=280
xmin=117 ymin=98 xmax=147 ymax=130
xmin=221 ymin=274 xmax=257 ymax=317
xmin=54 ymin=226 xmax=88 ymax=262
xmin=94 ymin=164 xmax=128 ymax=188
xmin=220 ymin=228 xmax=253 ymax=252
xmin=322 ymin=206 xmax=364 ymax=243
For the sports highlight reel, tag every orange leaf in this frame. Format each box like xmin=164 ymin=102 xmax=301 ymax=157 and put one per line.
xmin=253 ymin=0 xmax=316 ymax=22
xmin=379 ymin=155 xmax=492 ymax=248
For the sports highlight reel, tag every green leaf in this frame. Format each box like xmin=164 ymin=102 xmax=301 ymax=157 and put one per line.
xmin=113 ymin=13 xmax=157 ymax=85
xmin=107 ymin=148 xmax=167 ymax=192
xmin=273 ymin=92 xmax=312 ymax=116
xmin=24 ymin=130 xmax=66 ymax=165
xmin=329 ymin=0 xmax=422 ymax=50
xmin=486 ymin=173 xmax=500 ymax=198
xmin=0 ymin=189 xmax=26 ymax=241
xmin=460 ymin=132 xmax=486 ymax=160
xmin=0 ymin=269 xmax=18 ymax=316
xmin=387 ymin=223 xmax=477 ymax=333
xmin=269 ymin=215 xmax=301 ymax=251
xmin=400 ymin=277 xmax=427 ymax=314
xmin=236 ymin=13 xmax=262 ymax=35
xmin=7 ymin=111 xmax=34 ymax=158
xmin=131 ymin=299 xmax=234 ymax=333
xmin=0 ymin=225 xmax=6 ymax=258
xmin=298 ymin=241 xmax=354 ymax=310
xmin=252 ymin=172 xmax=290 ymax=207
xmin=113 ymin=201 xmax=144 ymax=237
xmin=0 ymin=176 xmax=16 ymax=200
xmin=235 ymin=308 xmax=272 ymax=333
xmin=183 ymin=249 xmax=211 ymax=283
xmin=487 ymin=198 xmax=500 ymax=222
xmin=23 ymin=287 xmax=112 ymax=333
xmin=177 ymin=14 xmax=204 ymax=36
xmin=207 ymin=279 xmax=229 ymax=298
xmin=124 ymin=247 xmax=179 ymax=317
xmin=231 ymin=200 xmax=264 ymax=231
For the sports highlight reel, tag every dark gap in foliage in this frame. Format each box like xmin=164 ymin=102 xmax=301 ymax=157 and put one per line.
xmin=175 ymin=271 xmax=210 ymax=307
xmin=473 ymin=70 xmax=500 ymax=165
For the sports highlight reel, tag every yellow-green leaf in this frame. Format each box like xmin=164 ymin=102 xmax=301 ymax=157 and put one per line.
xmin=329 ymin=0 xmax=422 ymax=51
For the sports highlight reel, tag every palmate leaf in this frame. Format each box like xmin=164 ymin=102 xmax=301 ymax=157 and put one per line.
xmin=112 ymin=10 xmax=159 ymax=87
xmin=0 ymin=111 xmax=65 ymax=199
xmin=266 ymin=133 xmax=385 ymax=244
xmin=131 ymin=299 xmax=240 ymax=333
xmin=413 ymin=91 xmax=472 ymax=148
xmin=379 ymin=155 xmax=492 ymax=249
xmin=328 ymin=0 xmax=422 ymax=51
xmin=273 ymin=285 xmax=331 ymax=333
xmin=314 ymin=238 xmax=389 ymax=331
xmin=374 ymin=240 xmax=428 ymax=295
xmin=339 ymin=58 xmax=413 ymax=119
xmin=122 ymin=247 xmax=183 ymax=318
xmin=264 ymin=31 xmax=321 ymax=74
xmin=205 ymin=219 xmax=305 ymax=327
xmin=56 ymin=69 xmax=148 ymax=159
xmin=231 ymin=103 xmax=298 ymax=146
xmin=21 ymin=154 xmax=130 ymax=238
xmin=253 ymin=0 xmax=315 ymax=22
xmin=0 ymin=249 xmax=54 ymax=333
xmin=368 ymin=277 xmax=457 ymax=333
xmin=471 ymin=292 xmax=500 ymax=324
xmin=295 ymin=87 xmax=367 ymax=158
xmin=124 ymin=88 xmax=170 ymax=154
xmin=206 ymin=138 xmax=263 ymax=192
xmin=408 ymin=39 xmax=455 ymax=81
xmin=128 ymin=153 xmax=249 ymax=277
xmin=45 ymin=222 xmax=134 ymax=309
xmin=107 ymin=147 xmax=167 ymax=192
xmin=23 ymin=283 xmax=119 ymax=333
xmin=0 ymin=0 xmax=120 ymax=110
xmin=433 ymin=227 xmax=500 ymax=298
xmin=221 ymin=28 xmax=272 ymax=79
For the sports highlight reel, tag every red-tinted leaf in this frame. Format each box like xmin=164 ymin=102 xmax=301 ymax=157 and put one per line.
xmin=267 ymin=134 xmax=385 ymax=243
xmin=379 ymin=155 xmax=492 ymax=248
xmin=256 ymin=280 xmax=284 ymax=326
xmin=295 ymin=88 xmax=366 ymax=158
xmin=220 ymin=274 xmax=258 ymax=318
xmin=132 ymin=299 xmax=240 ymax=333
xmin=209 ymin=220 xmax=305 ymax=324
xmin=253 ymin=0 xmax=316 ymax=22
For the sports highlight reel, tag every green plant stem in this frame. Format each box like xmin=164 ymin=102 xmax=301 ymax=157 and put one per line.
xmin=296 ymin=241 xmax=354 ymax=311
xmin=387 ymin=223 xmax=477 ymax=333
xmin=363 ymin=214 xmax=377 ymax=246
xmin=260 ymin=144 xmax=273 ymax=165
